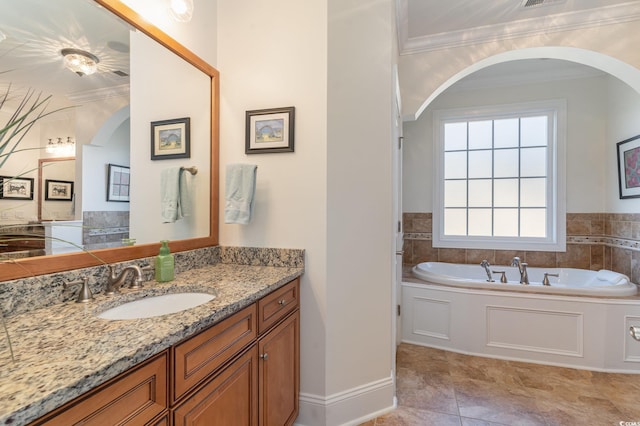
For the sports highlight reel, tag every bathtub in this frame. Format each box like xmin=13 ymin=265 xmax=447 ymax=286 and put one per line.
xmin=403 ymin=262 xmax=640 ymax=373
xmin=412 ymin=261 xmax=637 ymax=297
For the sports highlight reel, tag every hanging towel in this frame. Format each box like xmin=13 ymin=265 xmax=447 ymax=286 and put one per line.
xmin=225 ymin=164 xmax=257 ymax=224
xmin=161 ymin=167 xmax=192 ymax=222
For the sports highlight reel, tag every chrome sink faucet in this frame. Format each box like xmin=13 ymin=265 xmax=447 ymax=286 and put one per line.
xmin=106 ymin=265 xmax=145 ymax=295
xmin=511 ymin=257 xmax=529 ymax=285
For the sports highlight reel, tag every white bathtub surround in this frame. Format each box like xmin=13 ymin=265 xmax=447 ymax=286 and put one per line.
xmin=412 ymin=262 xmax=637 ymax=297
xmin=403 ymin=269 xmax=640 ymax=373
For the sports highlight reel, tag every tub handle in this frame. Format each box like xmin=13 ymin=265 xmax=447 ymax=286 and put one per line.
xmin=543 ymin=273 xmax=559 ymax=286
xmin=630 ymin=326 xmax=640 ymax=342
xmin=492 ymin=270 xmax=507 ymax=283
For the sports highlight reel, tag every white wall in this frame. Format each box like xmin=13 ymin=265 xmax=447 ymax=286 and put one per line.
xmin=605 ymin=76 xmax=640 ymax=213
xmin=216 ymin=0 xmax=329 ymax=421
xmin=403 ymin=74 xmax=610 ymax=214
xmin=0 ymin=113 xmax=41 ymax=224
xmin=129 ymin=31 xmax=210 ymax=244
xmin=218 ymin=0 xmax=396 ymax=423
xmin=326 ymin=0 xmax=395 ymax=421
xmin=82 ymin=117 xmax=130 ymax=212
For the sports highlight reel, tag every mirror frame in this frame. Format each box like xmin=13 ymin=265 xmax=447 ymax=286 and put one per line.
xmin=0 ymin=0 xmax=219 ymax=281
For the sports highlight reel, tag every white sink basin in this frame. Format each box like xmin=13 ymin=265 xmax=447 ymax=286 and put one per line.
xmin=97 ymin=292 xmax=215 ymax=320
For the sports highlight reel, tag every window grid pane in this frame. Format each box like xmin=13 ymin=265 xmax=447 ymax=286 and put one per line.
xmin=443 ymin=115 xmax=549 ymax=238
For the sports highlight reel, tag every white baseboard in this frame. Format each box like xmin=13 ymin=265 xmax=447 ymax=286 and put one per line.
xmin=294 ymin=374 xmax=396 ymax=426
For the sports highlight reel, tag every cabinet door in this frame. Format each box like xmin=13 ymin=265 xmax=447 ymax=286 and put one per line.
xmin=173 ymin=347 xmax=258 ymax=426
xmin=258 ymin=310 xmax=299 ymax=426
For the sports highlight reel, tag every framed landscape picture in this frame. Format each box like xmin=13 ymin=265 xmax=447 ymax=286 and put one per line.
xmin=245 ymin=106 xmax=295 ymax=154
xmin=151 ymin=117 xmax=190 ymax=160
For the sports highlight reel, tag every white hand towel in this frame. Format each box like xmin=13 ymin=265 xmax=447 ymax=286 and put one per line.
xmin=225 ymin=164 xmax=257 ymax=224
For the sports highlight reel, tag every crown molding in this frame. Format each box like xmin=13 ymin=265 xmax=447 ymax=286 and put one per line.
xmin=399 ymin=1 xmax=640 ymax=55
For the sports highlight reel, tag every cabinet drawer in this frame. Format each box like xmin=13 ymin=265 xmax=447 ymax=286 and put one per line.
xmin=34 ymin=351 xmax=168 ymax=426
xmin=258 ymin=279 xmax=299 ymax=334
xmin=173 ymin=304 xmax=257 ymax=402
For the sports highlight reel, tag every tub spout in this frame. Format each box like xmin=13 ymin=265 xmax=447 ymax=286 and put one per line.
xmin=511 ymin=257 xmax=529 ymax=285
xmin=480 ymin=260 xmax=494 ymax=282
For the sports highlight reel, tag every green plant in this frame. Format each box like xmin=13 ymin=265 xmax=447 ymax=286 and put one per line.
xmin=0 ymin=84 xmax=70 ymax=167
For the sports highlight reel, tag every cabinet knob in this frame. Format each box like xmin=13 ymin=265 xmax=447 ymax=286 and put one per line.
xmin=278 ymin=299 xmax=287 ymax=305
xmin=260 ymin=353 xmax=269 ymax=360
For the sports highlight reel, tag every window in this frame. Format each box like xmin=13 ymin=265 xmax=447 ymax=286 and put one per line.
xmin=433 ymin=100 xmax=566 ymax=251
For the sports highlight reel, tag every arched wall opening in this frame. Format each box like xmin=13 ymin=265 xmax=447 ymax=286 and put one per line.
xmin=413 ymin=47 xmax=640 ymax=121
xmin=401 ymin=46 xmax=640 ymax=280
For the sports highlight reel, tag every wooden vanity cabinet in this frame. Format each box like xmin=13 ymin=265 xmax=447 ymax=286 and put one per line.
xmin=31 ymin=350 xmax=169 ymax=426
xmin=30 ymin=278 xmax=300 ymax=426
xmin=175 ymin=278 xmax=300 ymax=426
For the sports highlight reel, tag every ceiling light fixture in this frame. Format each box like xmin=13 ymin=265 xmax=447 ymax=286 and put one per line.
xmin=46 ymin=137 xmax=75 ymax=157
xmin=169 ymin=0 xmax=194 ymax=22
xmin=60 ymin=48 xmax=100 ymax=76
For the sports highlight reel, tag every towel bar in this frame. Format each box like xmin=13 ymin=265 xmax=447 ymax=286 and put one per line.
xmin=181 ymin=166 xmax=198 ymax=175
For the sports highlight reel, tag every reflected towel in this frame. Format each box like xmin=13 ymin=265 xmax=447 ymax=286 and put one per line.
xmin=161 ymin=167 xmax=192 ymax=222
xmin=224 ymin=164 xmax=257 ymax=224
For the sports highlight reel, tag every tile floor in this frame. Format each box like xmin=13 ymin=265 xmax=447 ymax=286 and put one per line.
xmin=360 ymin=344 xmax=640 ymax=425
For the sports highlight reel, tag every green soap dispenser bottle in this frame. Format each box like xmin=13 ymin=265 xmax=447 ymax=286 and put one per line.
xmin=155 ymin=240 xmax=174 ymax=282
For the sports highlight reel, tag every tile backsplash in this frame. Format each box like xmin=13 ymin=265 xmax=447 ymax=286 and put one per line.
xmin=403 ymin=212 xmax=640 ymax=284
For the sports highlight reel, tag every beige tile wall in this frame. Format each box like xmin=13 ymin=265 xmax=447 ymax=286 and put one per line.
xmin=403 ymin=212 xmax=640 ymax=284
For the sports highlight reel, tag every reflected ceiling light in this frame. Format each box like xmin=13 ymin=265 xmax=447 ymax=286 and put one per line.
xmin=46 ymin=137 xmax=75 ymax=157
xmin=169 ymin=0 xmax=194 ymax=22
xmin=0 ymin=30 xmax=6 ymax=43
xmin=60 ymin=48 xmax=100 ymax=76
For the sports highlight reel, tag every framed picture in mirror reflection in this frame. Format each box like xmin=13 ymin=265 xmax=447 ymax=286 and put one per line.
xmin=151 ymin=117 xmax=191 ymax=160
xmin=0 ymin=176 xmax=34 ymax=200
xmin=107 ymin=164 xmax=130 ymax=202
xmin=45 ymin=179 xmax=74 ymax=201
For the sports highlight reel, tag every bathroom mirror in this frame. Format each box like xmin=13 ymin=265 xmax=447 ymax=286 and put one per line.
xmin=0 ymin=0 xmax=219 ymax=280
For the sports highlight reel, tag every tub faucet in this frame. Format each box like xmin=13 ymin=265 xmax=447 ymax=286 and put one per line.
xmin=511 ymin=257 xmax=529 ymax=285
xmin=106 ymin=265 xmax=144 ymax=295
xmin=480 ymin=260 xmax=494 ymax=282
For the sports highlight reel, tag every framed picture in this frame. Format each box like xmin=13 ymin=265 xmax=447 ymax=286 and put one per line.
xmin=151 ymin=117 xmax=190 ymax=160
xmin=45 ymin=179 xmax=74 ymax=201
xmin=245 ymin=106 xmax=295 ymax=154
xmin=0 ymin=176 xmax=34 ymax=200
xmin=107 ymin=164 xmax=130 ymax=202
xmin=617 ymin=135 xmax=640 ymax=199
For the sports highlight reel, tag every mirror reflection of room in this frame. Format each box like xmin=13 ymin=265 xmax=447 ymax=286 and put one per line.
xmin=0 ymin=0 xmax=211 ymax=259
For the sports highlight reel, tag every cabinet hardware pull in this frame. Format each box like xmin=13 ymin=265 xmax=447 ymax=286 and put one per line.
xmin=631 ymin=326 xmax=640 ymax=341
xmin=260 ymin=353 xmax=269 ymax=360
xmin=278 ymin=299 xmax=286 ymax=305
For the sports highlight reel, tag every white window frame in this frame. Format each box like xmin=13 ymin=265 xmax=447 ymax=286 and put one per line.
xmin=432 ymin=99 xmax=566 ymax=252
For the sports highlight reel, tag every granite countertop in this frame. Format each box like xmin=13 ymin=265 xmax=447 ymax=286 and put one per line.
xmin=0 ymin=262 xmax=303 ymax=425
